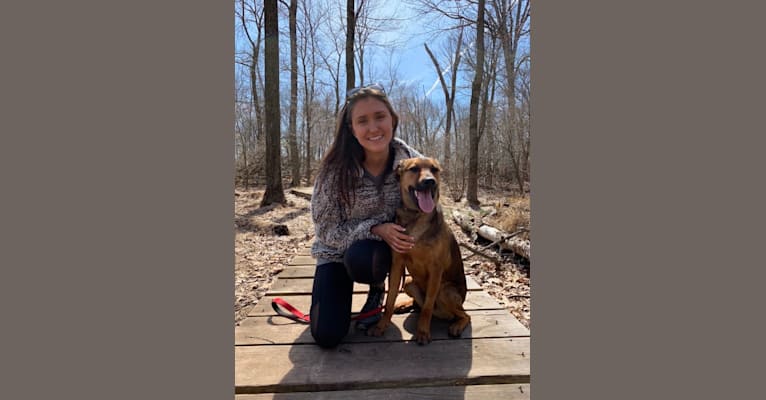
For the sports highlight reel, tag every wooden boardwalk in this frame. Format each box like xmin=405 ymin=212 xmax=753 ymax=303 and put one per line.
xmin=235 ymin=245 xmax=531 ymax=399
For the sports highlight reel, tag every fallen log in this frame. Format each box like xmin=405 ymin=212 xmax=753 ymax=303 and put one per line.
xmin=477 ymin=224 xmax=531 ymax=260
xmin=458 ymin=242 xmax=502 ymax=266
xmin=452 ymin=211 xmax=531 ymax=261
xmin=289 ymin=188 xmax=313 ymax=200
xmin=452 ymin=211 xmax=479 ymax=240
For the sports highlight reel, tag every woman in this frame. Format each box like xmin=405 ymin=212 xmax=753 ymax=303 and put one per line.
xmin=310 ymin=83 xmax=423 ymax=348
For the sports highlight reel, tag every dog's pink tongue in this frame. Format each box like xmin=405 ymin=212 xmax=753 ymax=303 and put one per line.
xmin=415 ymin=190 xmax=435 ymax=213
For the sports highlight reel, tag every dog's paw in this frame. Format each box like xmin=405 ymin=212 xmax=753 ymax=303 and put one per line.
xmin=415 ymin=330 xmax=432 ymax=345
xmin=366 ymin=323 xmax=387 ymax=337
xmin=448 ymin=322 xmax=465 ymax=338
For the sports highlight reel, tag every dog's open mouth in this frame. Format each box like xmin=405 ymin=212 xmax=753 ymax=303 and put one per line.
xmin=409 ymin=186 xmax=436 ymax=213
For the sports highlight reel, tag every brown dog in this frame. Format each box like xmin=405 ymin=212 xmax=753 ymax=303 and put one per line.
xmin=368 ymin=157 xmax=470 ymax=345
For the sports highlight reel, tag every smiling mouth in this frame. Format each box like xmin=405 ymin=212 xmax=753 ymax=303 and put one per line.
xmin=367 ymin=135 xmax=384 ymax=141
xmin=408 ymin=186 xmax=436 ymax=213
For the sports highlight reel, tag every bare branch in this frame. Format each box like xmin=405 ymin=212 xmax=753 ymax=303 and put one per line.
xmin=459 ymin=242 xmax=502 ymax=266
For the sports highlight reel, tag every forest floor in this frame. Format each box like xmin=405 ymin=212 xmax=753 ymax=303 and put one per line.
xmin=234 ymin=185 xmax=531 ymax=329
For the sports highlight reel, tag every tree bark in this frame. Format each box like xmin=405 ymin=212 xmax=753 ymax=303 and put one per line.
xmin=287 ymin=0 xmax=301 ymax=187
xmin=261 ymin=0 xmax=285 ymax=206
xmin=345 ymin=0 xmax=356 ymax=91
xmin=447 ymin=27 xmax=463 ymax=169
xmin=300 ymin=0 xmax=318 ymax=185
xmin=480 ymin=36 xmax=500 ymax=187
xmin=466 ymin=0 xmax=485 ymax=208
xmin=239 ymin=1 xmax=264 ymax=185
xmin=494 ymin=0 xmax=530 ymax=193
xmin=424 ymin=39 xmax=458 ymax=172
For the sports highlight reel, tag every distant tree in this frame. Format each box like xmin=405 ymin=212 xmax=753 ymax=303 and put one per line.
xmin=236 ymin=0 xmax=265 ymax=187
xmin=479 ymin=34 xmax=500 ymax=187
xmin=234 ymin=74 xmax=255 ymax=189
xmin=261 ymin=0 xmax=286 ymax=206
xmin=423 ymin=25 xmax=463 ymax=174
xmin=467 ymin=0 xmax=486 ymax=208
xmin=287 ymin=0 xmax=301 ymax=187
xmin=490 ymin=0 xmax=530 ymax=192
xmin=318 ymin=2 xmax=345 ymax=116
xmin=298 ymin=0 xmax=325 ymax=185
xmin=353 ymin=0 xmax=400 ymax=86
xmin=345 ymin=0 xmax=357 ymax=91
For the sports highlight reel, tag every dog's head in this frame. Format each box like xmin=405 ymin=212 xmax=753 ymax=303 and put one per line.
xmin=395 ymin=157 xmax=442 ymax=214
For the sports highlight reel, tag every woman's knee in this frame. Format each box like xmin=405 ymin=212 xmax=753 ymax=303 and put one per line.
xmin=344 ymin=239 xmax=391 ymax=283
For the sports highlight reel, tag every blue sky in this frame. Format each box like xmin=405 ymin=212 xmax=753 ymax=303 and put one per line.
xmin=235 ymin=0 xmax=529 ymax=107
xmin=352 ymin=0 xmax=530 ymax=106
xmin=371 ymin=0 xmax=466 ymax=98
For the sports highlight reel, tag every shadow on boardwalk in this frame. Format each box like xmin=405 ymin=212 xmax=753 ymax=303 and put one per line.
xmin=269 ymin=314 xmax=471 ymax=400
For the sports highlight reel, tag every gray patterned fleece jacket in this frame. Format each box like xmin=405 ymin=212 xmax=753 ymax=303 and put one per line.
xmin=310 ymin=137 xmax=423 ymax=264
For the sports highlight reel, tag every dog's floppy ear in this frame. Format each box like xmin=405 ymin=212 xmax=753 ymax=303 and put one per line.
xmin=394 ymin=159 xmax=406 ymax=181
xmin=430 ymin=158 xmax=442 ymax=172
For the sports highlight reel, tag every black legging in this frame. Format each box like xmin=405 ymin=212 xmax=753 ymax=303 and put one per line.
xmin=310 ymin=239 xmax=391 ymax=348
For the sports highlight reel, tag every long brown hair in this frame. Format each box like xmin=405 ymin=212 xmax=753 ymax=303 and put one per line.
xmin=317 ymin=85 xmax=400 ymax=211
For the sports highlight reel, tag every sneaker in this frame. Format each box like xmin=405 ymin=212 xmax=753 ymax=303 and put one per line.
xmin=354 ymin=282 xmax=385 ymax=331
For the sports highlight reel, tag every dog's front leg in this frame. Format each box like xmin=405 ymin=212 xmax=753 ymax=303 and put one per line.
xmin=367 ymin=255 xmax=405 ymax=337
xmin=415 ymin=269 xmax=442 ymax=345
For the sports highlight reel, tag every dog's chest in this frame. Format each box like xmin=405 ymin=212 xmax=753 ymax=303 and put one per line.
xmin=401 ymin=253 xmax=431 ymax=285
xmin=399 ymin=233 xmax=451 ymax=284
xmin=395 ymin=208 xmax=452 ymax=283
xmin=405 ymin=222 xmax=432 ymax=240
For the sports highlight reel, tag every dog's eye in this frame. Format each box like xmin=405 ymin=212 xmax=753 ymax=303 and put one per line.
xmin=430 ymin=167 xmax=440 ymax=173
xmin=408 ymin=166 xmax=420 ymax=173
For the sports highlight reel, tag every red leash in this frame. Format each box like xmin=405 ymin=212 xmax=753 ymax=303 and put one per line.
xmin=271 ymin=297 xmax=383 ymax=324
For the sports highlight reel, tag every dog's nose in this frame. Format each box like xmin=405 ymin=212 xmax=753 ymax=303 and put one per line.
xmin=421 ymin=177 xmax=436 ymax=188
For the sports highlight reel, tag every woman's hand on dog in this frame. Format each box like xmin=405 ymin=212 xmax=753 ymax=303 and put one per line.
xmin=372 ymin=223 xmax=415 ymax=253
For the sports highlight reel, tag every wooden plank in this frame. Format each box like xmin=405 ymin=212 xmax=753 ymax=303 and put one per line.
xmin=235 ymin=337 xmax=530 ymax=394
xmin=279 ymin=265 xmax=416 ymax=279
xmin=295 ymin=247 xmax=312 ymax=256
xmin=236 ymin=309 xmax=529 ymax=345
xmin=288 ymin=255 xmax=315 ymax=266
xmin=236 ymin=383 xmax=530 ymax=400
xmin=248 ymin=291 xmax=505 ymax=317
xmin=234 ymin=338 xmax=529 ymax=393
xmin=268 ymin=276 xmax=481 ymax=295
xmin=276 ymin=266 xmax=316 ymax=278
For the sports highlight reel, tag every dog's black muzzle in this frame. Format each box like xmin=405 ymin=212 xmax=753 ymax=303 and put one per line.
xmin=417 ymin=177 xmax=437 ymax=190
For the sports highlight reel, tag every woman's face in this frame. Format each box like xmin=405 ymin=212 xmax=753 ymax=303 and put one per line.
xmin=349 ymin=97 xmax=394 ymax=156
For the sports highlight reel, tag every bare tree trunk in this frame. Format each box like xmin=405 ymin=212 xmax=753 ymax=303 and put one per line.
xmin=236 ymin=117 xmax=250 ymax=189
xmin=518 ymin=62 xmax=531 ymax=185
xmin=261 ymin=0 xmax=285 ymax=206
xmin=447 ymin=28 xmax=463 ymax=164
xmin=494 ymin=0 xmax=530 ymax=193
xmin=480 ymin=36 xmax=499 ymax=187
xmin=357 ymin=45 xmax=365 ymax=87
xmin=467 ymin=0 xmax=485 ymax=208
xmin=239 ymin=0 xmax=264 ymax=185
xmin=304 ymin=102 xmax=313 ymax=184
xmin=250 ymin=49 xmax=263 ymax=144
xmin=299 ymin=0 xmax=322 ymax=185
xmin=345 ymin=0 xmax=356 ymax=91
xmin=302 ymin=49 xmax=313 ymax=187
xmin=318 ymin=6 xmax=343 ymax=116
xmin=424 ymin=37 xmax=460 ymax=172
xmin=287 ymin=0 xmax=301 ymax=187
